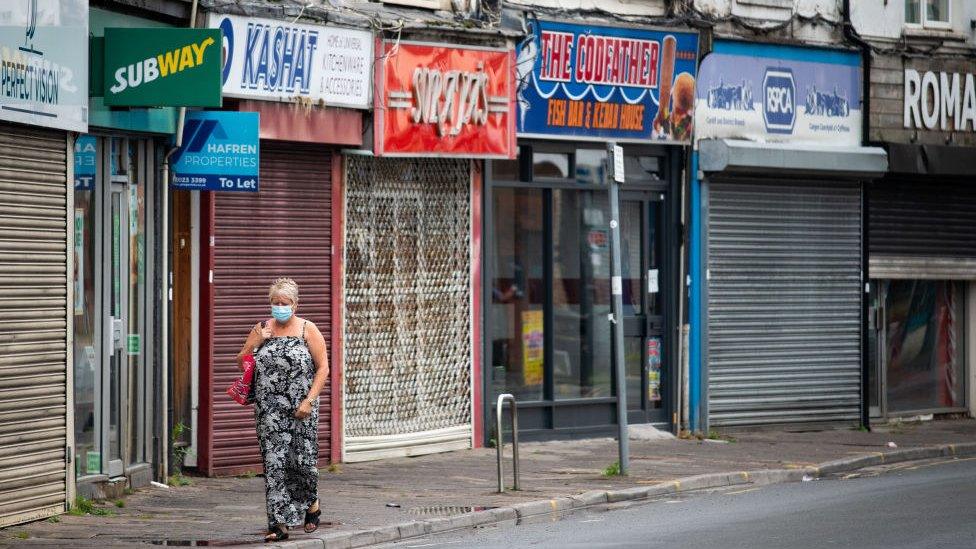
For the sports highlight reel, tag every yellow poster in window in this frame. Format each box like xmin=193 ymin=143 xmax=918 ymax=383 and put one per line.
xmin=522 ymin=310 xmax=544 ymax=386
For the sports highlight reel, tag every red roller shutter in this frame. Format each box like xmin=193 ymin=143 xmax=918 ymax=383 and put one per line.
xmin=204 ymin=142 xmax=332 ymax=476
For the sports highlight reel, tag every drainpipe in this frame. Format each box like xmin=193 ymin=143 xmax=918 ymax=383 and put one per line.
xmin=159 ymin=0 xmax=200 ymax=480
xmin=842 ymin=0 xmax=872 ymax=432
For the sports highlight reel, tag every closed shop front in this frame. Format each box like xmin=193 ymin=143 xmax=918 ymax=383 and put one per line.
xmin=0 ymin=1 xmax=88 ymax=528
xmin=865 ymin=54 xmax=976 ymax=419
xmin=341 ymin=39 xmax=515 ymax=461
xmin=201 ymin=142 xmax=334 ymax=475
xmin=342 ymin=156 xmax=474 ymax=460
xmin=706 ymin=178 xmax=863 ymax=425
xmin=691 ymin=41 xmax=887 ymax=430
xmin=192 ymin=12 xmax=370 ymax=474
xmin=0 ymin=124 xmax=71 ymax=528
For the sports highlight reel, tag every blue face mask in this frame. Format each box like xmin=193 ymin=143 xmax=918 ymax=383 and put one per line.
xmin=271 ymin=305 xmax=293 ymax=323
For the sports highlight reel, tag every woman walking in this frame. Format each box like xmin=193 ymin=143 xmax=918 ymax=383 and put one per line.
xmin=238 ymin=278 xmax=330 ymax=542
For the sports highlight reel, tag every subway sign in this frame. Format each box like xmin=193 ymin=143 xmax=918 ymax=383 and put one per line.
xmin=103 ymin=28 xmax=222 ymax=107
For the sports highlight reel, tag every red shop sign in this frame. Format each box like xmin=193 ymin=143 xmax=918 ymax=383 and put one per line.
xmin=374 ymin=41 xmax=516 ymax=158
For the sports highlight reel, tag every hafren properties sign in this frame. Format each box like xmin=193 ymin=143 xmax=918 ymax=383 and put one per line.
xmin=103 ymin=28 xmax=222 ymax=107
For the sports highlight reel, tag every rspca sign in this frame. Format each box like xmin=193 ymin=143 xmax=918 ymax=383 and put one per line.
xmin=695 ymin=42 xmax=862 ymax=146
xmin=763 ymin=69 xmax=796 ymax=133
xmin=172 ymin=111 xmax=260 ymax=192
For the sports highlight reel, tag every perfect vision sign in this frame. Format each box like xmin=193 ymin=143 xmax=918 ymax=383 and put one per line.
xmin=211 ymin=13 xmax=373 ymax=110
xmin=0 ymin=0 xmax=88 ymax=132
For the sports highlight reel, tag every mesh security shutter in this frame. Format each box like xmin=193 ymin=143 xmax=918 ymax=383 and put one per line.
xmin=707 ymin=179 xmax=862 ymax=426
xmin=343 ymin=156 xmax=472 ymax=462
xmin=0 ymin=124 xmax=69 ymax=526
xmin=209 ymin=142 xmax=332 ymax=475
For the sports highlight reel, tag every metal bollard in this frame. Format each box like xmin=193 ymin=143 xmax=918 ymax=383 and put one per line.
xmin=495 ymin=394 xmax=520 ymax=493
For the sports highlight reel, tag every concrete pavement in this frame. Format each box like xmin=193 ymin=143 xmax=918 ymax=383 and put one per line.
xmin=1 ymin=419 xmax=974 ymax=547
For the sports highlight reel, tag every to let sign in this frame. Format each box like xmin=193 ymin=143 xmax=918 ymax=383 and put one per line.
xmin=375 ymin=41 xmax=516 ymax=158
xmin=104 ymin=28 xmax=222 ymax=107
xmin=172 ymin=111 xmax=260 ymax=192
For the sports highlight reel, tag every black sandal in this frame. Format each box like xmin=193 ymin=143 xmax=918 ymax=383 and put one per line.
xmin=264 ymin=524 xmax=288 ymax=542
xmin=304 ymin=500 xmax=321 ymax=533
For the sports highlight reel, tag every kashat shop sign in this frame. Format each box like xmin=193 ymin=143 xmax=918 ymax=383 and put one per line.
xmin=516 ymin=20 xmax=699 ymax=143
xmin=375 ymin=41 xmax=515 ymax=158
xmin=212 ymin=14 xmax=372 ymax=110
xmin=103 ymin=28 xmax=222 ymax=107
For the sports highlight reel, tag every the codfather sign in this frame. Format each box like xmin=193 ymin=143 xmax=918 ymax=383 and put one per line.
xmin=103 ymin=28 xmax=222 ymax=107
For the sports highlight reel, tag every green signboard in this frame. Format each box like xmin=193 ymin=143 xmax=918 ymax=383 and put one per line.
xmin=103 ymin=28 xmax=222 ymax=107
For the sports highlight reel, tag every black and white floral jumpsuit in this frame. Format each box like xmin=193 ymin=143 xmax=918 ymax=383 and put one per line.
xmin=253 ymin=321 xmax=319 ymax=529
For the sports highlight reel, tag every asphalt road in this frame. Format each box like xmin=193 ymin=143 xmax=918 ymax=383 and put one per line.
xmin=384 ymin=457 xmax=976 ymax=549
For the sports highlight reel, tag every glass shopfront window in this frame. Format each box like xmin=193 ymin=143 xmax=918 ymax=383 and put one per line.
xmin=487 ymin=143 xmax=673 ymax=437
xmin=73 ymin=135 xmax=154 ymax=479
xmin=883 ymin=280 xmax=966 ymax=413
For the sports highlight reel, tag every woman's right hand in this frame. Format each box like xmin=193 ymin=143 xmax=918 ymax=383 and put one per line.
xmin=254 ymin=322 xmax=272 ymax=347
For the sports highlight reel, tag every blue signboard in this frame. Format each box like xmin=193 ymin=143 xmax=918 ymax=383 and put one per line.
xmin=695 ymin=41 xmax=862 ymax=146
xmin=515 ymin=20 xmax=699 ymax=143
xmin=172 ymin=111 xmax=260 ymax=191
xmin=74 ymin=135 xmax=97 ymax=191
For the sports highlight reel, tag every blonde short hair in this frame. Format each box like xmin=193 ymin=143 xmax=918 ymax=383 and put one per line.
xmin=269 ymin=277 xmax=299 ymax=304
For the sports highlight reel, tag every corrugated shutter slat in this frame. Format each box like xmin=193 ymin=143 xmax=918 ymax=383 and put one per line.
xmin=209 ymin=142 xmax=332 ymax=476
xmin=0 ymin=123 xmax=68 ymax=527
xmin=707 ymin=180 xmax=862 ymax=427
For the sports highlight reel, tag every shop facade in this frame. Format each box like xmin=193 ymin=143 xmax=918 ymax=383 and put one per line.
xmin=864 ymin=53 xmax=976 ymax=419
xmin=690 ymin=41 xmax=887 ymax=429
xmin=193 ymin=12 xmax=371 ymax=475
xmin=483 ymin=19 xmax=697 ymax=440
xmin=0 ymin=0 xmax=88 ymax=527
xmin=71 ymin=6 xmax=189 ymax=499
xmin=340 ymin=39 xmax=515 ymax=461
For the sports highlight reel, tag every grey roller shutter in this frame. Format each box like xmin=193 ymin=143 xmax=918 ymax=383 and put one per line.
xmin=707 ymin=179 xmax=862 ymax=426
xmin=869 ymin=179 xmax=976 ymax=279
xmin=0 ymin=124 xmax=69 ymax=526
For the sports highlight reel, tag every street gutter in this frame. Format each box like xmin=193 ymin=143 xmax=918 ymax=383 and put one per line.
xmin=275 ymin=442 xmax=976 ymax=549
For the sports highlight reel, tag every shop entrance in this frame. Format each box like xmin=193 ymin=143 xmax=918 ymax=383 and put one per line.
xmin=869 ymin=280 xmax=967 ymax=417
xmin=620 ymin=192 xmax=666 ymax=425
xmin=486 ymin=143 xmax=677 ymax=440
xmin=74 ymin=137 xmax=155 ymax=483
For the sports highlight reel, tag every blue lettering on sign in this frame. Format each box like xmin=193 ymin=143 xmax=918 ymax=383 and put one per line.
xmin=241 ymin=22 xmax=318 ymax=95
xmin=763 ymin=68 xmax=796 ymax=134
xmin=74 ymin=135 xmax=97 ymax=191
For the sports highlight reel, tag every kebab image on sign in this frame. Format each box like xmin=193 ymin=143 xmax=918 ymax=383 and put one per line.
xmin=651 ymin=36 xmax=695 ymax=142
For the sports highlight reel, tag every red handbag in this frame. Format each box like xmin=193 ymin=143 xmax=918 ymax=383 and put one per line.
xmin=227 ymin=321 xmax=264 ymax=405
xmin=227 ymin=354 xmax=256 ymax=405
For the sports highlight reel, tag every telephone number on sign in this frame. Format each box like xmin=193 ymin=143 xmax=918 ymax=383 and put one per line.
xmin=173 ymin=176 xmax=207 ymax=184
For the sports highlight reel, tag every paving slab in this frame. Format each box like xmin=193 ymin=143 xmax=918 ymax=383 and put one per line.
xmin=2 ymin=419 xmax=974 ymax=547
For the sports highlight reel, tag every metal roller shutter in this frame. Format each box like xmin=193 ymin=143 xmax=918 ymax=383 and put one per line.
xmin=0 ymin=124 xmax=69 ymax=526
xmin=869 ymin=180 xmax=976 ymax=279
xmin=343 ymin=156 xmax=472 ymax=462
xmin=209 ymin=142 xmax=332 ymax=476
xmin=707 ymin=179 xmax=862 ymax=426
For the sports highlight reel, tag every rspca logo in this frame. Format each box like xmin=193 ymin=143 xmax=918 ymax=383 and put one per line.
xmin=763 ymin=68 xmax=796 ymax=134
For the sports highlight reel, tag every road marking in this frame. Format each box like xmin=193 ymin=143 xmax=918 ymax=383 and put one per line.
xmin=579 ymin=519 xmax=604 ymax=523
xmin=904 ymin=457 xmax=976 ymax=471
xmin=725 ymin=487 xmax=760 ymax=496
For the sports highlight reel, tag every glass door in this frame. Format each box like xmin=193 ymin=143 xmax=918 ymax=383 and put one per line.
xmin=103 ymin=182 xmax=128 ymax=478
xmin=620 ymin=192 xmax=666 ymax=424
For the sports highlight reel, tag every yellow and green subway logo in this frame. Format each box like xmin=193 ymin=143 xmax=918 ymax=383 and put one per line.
xmin=104 ymin=28 xmax=222 ymax=107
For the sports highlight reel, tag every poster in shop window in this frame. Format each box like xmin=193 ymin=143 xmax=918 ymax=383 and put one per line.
xmin=521 ymin=310 xmax=544 ymax=386
xmin=374 ymin=41 xmax=516 ymax=158
xmin=515 ymin=20 xmax=699 ymax=143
